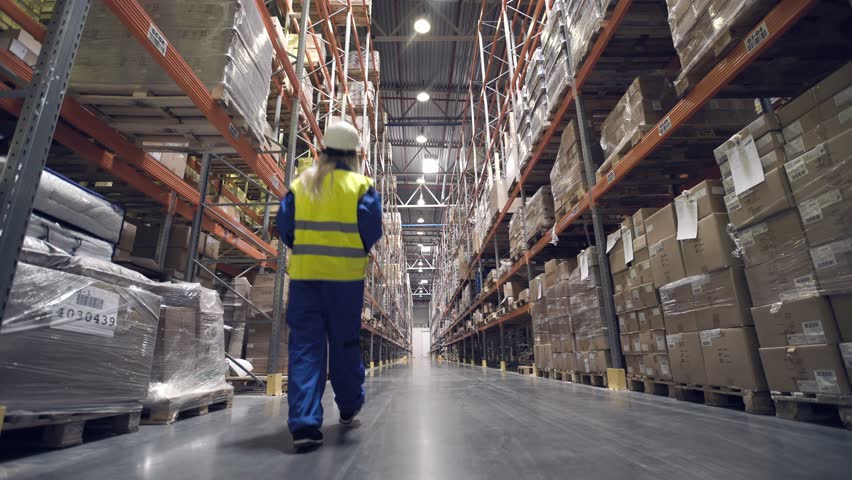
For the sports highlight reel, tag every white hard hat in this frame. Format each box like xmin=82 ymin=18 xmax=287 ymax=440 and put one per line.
xmin=323 ymin=121 xmax=361 ymax=153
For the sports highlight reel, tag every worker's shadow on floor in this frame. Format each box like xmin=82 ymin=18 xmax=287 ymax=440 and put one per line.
xmin=224 ymin=421 xmax=363 ymax=455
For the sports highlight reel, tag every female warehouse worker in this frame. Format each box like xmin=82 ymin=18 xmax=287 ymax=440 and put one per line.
xmin=276 ymin=121 xmax=382 ymax=450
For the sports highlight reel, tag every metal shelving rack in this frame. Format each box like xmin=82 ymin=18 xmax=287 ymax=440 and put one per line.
xmin=430 ymin=0 xmax=842 ymax=370
xmin=0 ymin=0 xmax=410 ymax=370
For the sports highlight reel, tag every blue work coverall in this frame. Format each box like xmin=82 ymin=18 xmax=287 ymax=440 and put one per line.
xmin=276 ymin=163 xmax=383 ymax=432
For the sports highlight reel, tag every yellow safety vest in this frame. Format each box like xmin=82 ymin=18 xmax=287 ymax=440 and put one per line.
xmin=288 ymin=169 xmax=372 ymax=281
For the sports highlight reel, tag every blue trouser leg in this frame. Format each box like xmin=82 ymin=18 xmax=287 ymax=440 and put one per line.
xmin=287 ymin=281 xmax=327 ymax=432
xmin=323 ymin=280 xmax=366 ymax=416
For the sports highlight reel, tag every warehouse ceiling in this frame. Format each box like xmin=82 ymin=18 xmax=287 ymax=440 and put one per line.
xmin=373 ymin=0 xmax=500 ymax=302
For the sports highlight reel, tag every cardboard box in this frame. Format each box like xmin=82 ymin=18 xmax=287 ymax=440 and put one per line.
xmin=785 ymin=128 xmax=852 ymax=203
xmin=776 ymin=61 xmax=852 ymax=127
xmin=782 ymin=88 xmax=852 ymax=142
xmin=842 ymin=343 xmax=852 ymax=370
xmin=626 ymin=283 xmax=660 ymax=311
xmin=798 ymin=184 xmax=852 ymax=248
xmin=681 ymin=213 xmax=739 ymax=276
xmin=576 ymin=350 xmax=612 ymax=374
xmin=695 ymin=268 xmax=753 ymax=331
xmin=721 ymin=148 xmax=788 ymax=196
xmin=714 ymin=113 xmax=782 ymax=164
xmin=830 ymin=294 xmax=852 ymax=342
xmin=609 ymin=244 xmax=628 ymax=274
xmin=577 ymin=335 xmax=610 ymax=352
xmin=810 ymin=237 xmax=852 ymax=295
xmin=632 ymin=246 xmax=650 ymax=265
xmin=642 ymin=354 xmax=672 ymax=380
xmin=637 ymin=306 xmax=665 ymax=331
xmin=633 ymin=234 xmax=648 ymax=253
xmin=724 ymin=167 xmax=795 ymax=229
xmin=686 ymin=180 xmax=727 ymax=220
xmin=759 ymin=345 xmax=852 ymax=395
xmin=613 ymin=291 xmax=628 ymax=314
xmin=664 ymin=312 xmax=699 ymax=334
xmin=783 ymin=104 xmax=852 ymax=159
xmin=618 ymin=311 xmax=640 ymax=333
xmin=638 ymin=329 xmax=668 ymax=354
xmin=557 ymin=259 xmax=578 ymax=281
xmin=667 ymin=332 xmax=708 ymax=385
xmin=118 ymin=221 xmax=137 ymax=253
xmin=625 ymin=354 xmax=641 ymax=375
xmin=752 ymin=296 xmax=840 ymax=348
xmin=745 ymin=250 xmax=817 ymax=307
xmin=545 ymin=259 xmax=559 ymax=274
xmin=612 ymin=270 xmax=629 ymax=294
xmin=700 ymin=327 xmax=767 ymax=390
xmin=649 ymin=235 xmax=686 ymax=289
xmin=627 ymin=260 xmax=654 ymax=289
xmin=645 ymin=204 xmax=677 ymax=246
xmin=736 ymin=209 xmax=807 ymax=268
xmin=632 ymin=208 xmax=658 ymax=238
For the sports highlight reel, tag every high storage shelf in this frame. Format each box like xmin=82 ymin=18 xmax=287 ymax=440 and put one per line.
xmin=0 ymin=0 xmax=410 ymax=351
xmin=430 ymin=0 xmax=848 ymax=352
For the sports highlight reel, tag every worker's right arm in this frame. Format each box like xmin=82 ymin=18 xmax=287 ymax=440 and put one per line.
xmin=275 ymin=192 xmax=296 ymax=249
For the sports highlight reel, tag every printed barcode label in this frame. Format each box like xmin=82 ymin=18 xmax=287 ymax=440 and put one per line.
xmin=652 ymin=100 xmax=662 ymax=111
xmin=724 ymin=193 xmax=741 ymax=212
xmin=571 ymin=205 xmax=579 ymax=216
xmin=815 ymin=370 xmax=840 ymax=394
xmin=52 ymin=287 xmax=121 ymax=338
xmin=700 ymin=329 xmax=721 ymax=347
xmin=799 ymin=200 xmax=823 ymax=225
xmin=812 ymin=251 xmax=838 ymax=270
xmin=745 ymin=22 xmax=769 ymax=54
xmin=228 ymin=123 xmax=240 ymax=140
xmin=607 ymin=171 xmax=616 ymax=184
xmin=660 ymin=358 xmax=670 ymax=376
xmin=802 ymin=321 xmax=826 ymax=342
xmin=818 ymin=189 xmax=843 ymax=209
xmin=740 ymin=230 xmax=755 ymax=248
xmin=658 ymin=116 xmax=672 ymax=136
xmin=786 ymin=333 xmax=808 ymax=346
xmin=147 ymin=24 xmax=168 ymax=56
xmin=667 ymin=334 xmax=682 ymax=348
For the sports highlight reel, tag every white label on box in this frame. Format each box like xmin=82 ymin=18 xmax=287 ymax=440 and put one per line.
xmin=646 ymin=367 xmax=655 ymax=376
xmin=744 ymin=22 xmax=769 ymax=54
xmin=691 ymin=275 xmax=710 ymax=296
xmin=700 ymin=329 xmax=721 ymax=347
xmin=793 ymin=274 xmax=817 ymax=290
xmin=637 ymin=310 xmax=646 ymax=324
xmin=786 ymin=137 xmax=805 ymax=158
xmin=818 ymin=189 xmax=843 ymax=209
xmin=633 ymin=339 xmax=641 ymax=351
xmin=606 ymin=230 xmax=622 ymax=253
xmin=653 ymin=307 xmax=661 ymax=316
xmin=675 ymin=195 xmax=699 ymax=240
xmin=667 ymin=334 xmax=683 ymax=348
xmin=729 ymin=135 xmax=765 ymax=195
xmin=660 ymin=358 xmax=670 ymax=376
xmin=739 ymin=229 xmax=756 ymax=248
xmin=786 ymin=333 xmax=809 ymax=345
xmin=147 ymin=24 xmax=169 ymax=56
xmin=724 ymin=193 xmax=741 ymax=212
xmin=646 ymin=224 xmax=654 ymax=234
xmin=580 ymin=251 xmax=589 ymax=280
xmin=797 ymin=380 xmax=820 ymax=394
xmin=624 ymin=229 xmax=634 ymax=263
xmin=798 ymin=198 xmax=823 ymax=225
xmin=840 ymin=344 xmax=852 ymax=368
xmin=51 ymin=287 xmax=121 ymax=338
xmin=649 ymin=241 xmax=664 ymax=257
xmin=814 ymin=370 xmax=841 ymax=394
xmin=810 ymin=245 xmax=838 ymax=270
xmin=655 ymin=334 xmax=666 ymax=352
xmin=658 ymin=116 xmax=672 ymax=136
xmin=836 ymin=86 xmax=852 ymax=107
xmin=802 ymin=321 xmax=826 ymax=343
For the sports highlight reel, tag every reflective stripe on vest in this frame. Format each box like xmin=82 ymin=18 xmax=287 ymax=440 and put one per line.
xmin=289 ymin=169 xmax=372 ymax=281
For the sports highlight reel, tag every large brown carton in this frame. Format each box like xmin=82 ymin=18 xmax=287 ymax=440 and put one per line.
xmin=632 ymin=208 xmax=659 ymax=238
xmin=686 ymin=179 xmax=727 ymax=219
xmin=776 ymin=61 xmax=852 ymax=127
xmin=783 ymin=104 xmax=852 ymax=159
xmin=681 ymin=213 xmax=739 ymax=276
xmin=649 ymin=234 xmax=686 ymax=289
xmin=759 ymin=345 xmax=852 ymax=395
xmin=575 ymin=350 xmax=612 ymax=374
xmin=782 ymin=87 xmax=852 ymax=141
xmin=625 ymin=283 xmax=660 ymax=312
xmin=745 ymin=251 xmax=818 ymax=307
xmin=613 ymin=270 xmax=629 ymax=294
xmin=667 ymin=332 xmax=708 ymax=385
xmin=643 ymin=354 xmax=673 ymax=380
xmin=714 ymin=113 xmax=782 ymax=164
xmin=830 ymin=294 xmax=852 ymax=341
xmin=627 ymin=260 xmax=654 ymax=289
xmin=721 ymin=149 xmax=788 ymax=196
xmin=724 ymin=168 xmax=795 ymax=229
xmin=664 ymin=311 xmax=699 ymax=334
xmin=637 ymin=306 xmax=665 ymax=331
xmin=752 ymin=296 xmax=840 ymax=348
xmin=784 ymin=128 xmax=852 ymax=203
xmin=695 ymin=268 xmax=753 ymax=331
xmin=618 ymin=311 xmax=640 ymax=333
xmin=660 ymin=279 xmax=698 ymax=333
xmin=700 ymin=327 xmax=767 ymax=390
xmin=735 ymin=209 xmax=807 ymax=268
xmin=645 ymin=204 xmax=677 ymax=246
xmin=609 ymin=243 xmax=628 ymax=275
xmin=809 ymin=237 xmax=852 ymax=295
xmin=797 ymin=183 xmax=852 ymax=248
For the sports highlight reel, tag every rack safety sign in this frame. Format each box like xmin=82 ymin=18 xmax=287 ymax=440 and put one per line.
xmin=147 ymin=24 xmax=168 ymax=56
xmin=745 ymin=22 xmax=770 ymax=55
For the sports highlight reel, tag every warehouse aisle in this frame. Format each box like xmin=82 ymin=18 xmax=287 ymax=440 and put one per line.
xmin=3 ymin=360 xmax=852 ymax=480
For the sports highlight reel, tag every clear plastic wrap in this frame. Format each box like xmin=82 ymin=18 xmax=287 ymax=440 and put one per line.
xmin=564 ymin=0 xmax=604 ymax=74
xmin=567 ymin=266 xmax=608 ymax=346
xmin=0 ymin=263 xmax=161 ymax=414
xmin=599 ymin=75 xmax=677 ymax=163
xmin=72 ymin=0 xmax=274 ymax=145
xmin=550 ymin=120 xmax=586 ymax=215
xmin=524 ymin=186 xmax=556 ymax=243
xmin=34 ymin=169 xmax=124 ymax=244
xmin=659 ymin=267 xmax=756 ymax=331
xmin=27 ymin=213 xmax=115 ymax=261
xmin=509 ymin=206 xmax=526 ymax=259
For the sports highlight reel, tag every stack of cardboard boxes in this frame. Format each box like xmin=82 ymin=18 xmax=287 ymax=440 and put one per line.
xmin=524 ymin=186 xmax=556 ymax=245
xmin=244 ymin=272 xmax=290 ymax=375
xmin=550 ymin=120 xmax=589 ymax=218
xmin=569 ymin=248 xmax=612 ymax=374
xmin=540 ymin=0 xmax=573 ymax=110
xmin=223 ymin=277 xmax=252 ymax=358
xmin=610 ymin=208 xmax=671 ymax=380
xmin=717 ymin=62 xmax=852 ymax=395
xmin=531 ymin=258 xmax=577 ymax=371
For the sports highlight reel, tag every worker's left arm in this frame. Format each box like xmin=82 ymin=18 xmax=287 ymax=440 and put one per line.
xmin=358 ymin=187 xmax=383 ymax=252
xmin=275 ymin=191 xmax=296 ymax=249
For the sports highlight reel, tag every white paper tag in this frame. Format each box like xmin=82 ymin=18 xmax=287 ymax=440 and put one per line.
xmin=815 ymin=370 xmax=841 ymax=394
xmin=580 ymin=250 xmax=589 ymax=280
xmin=810 ymin=244 xmax=838 ymax=270
xmin=729 ymin=135 xmax=765 ymax=195
xmin=624 ymin=229 xmax=635 ymax=264
xmin=655 ymin=334 xmax=666 ymax=352
xmin=667 ymin=333 xmax=683 ymax=348
xmin=700 ymin=329 xmax=721 ymax=347
xmin=724 ymin=193 xmax=742 ymax=212
xmin=675 ymin=195 xmax=699 ymax=240
xmin=802 ymin=321 xmax=826 ymax=343
xmin=51 ymin=287 xmax=121 ymax=338
xmin=606 ymin=230 xmax=622 ymax=253
xmin=798 ymin=198 xmax=823 ymax=225
xmin=660 ymin=357 xmax=670 ymax=376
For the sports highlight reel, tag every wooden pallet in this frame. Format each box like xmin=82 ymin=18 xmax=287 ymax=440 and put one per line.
xmin=70 ymin=84 xmax=269 ymax=154
xmin=226 ymin=375 xmax=286 ymax=395
xmin=674 ymin=384 xmax=774 ymax=415
xmin=0 ymin=408 xmax=142 ymax=449
xmin=577 ymin=372 xmax=609 ymax=388
xmin=142 ymin=387 xmax=234 ymax=425
xmin=627 ymin=375 xmax=677 ymax=398
xmin=772 ymin=392 xmax=852 ymax=429
xmin=596 ymin=125 xmax=654 ymax=182
xmin=518 ymin=365 xmax=535 ymax=375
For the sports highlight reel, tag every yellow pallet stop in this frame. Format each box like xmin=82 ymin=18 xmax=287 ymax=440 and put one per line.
xmin=266 ymin=373 xmax=284 ymax=396
xmin=607 ymin=368 xmax=627 ymax=391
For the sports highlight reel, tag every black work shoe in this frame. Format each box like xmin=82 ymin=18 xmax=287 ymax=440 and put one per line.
xmin=292 ymin=427 xmax=323 ymax=450
xmin=339 ymin=407 xmax=361 ymax=426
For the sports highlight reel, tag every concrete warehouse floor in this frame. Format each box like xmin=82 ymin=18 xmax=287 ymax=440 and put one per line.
xmin=2 ymin=360 xmax=852 ymax=479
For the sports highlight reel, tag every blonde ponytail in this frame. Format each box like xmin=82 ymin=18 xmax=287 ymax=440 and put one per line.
xmin=297 ymin=152 xmax=361 ymax=198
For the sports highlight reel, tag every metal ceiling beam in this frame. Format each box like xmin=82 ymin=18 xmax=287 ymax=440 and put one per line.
xmin=374 ymin=36 xmax=475 ymax=43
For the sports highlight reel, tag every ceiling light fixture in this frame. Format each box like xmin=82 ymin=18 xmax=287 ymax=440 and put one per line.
xmin=417 ymin=231 xmax=425 ymax=235
xmin=413 ymin=18 xmax=431 ymax=34
xmin=417 ymin=216 xmax=425 ymax=223
xmin=418 ymin=268 xmax=423 ymax=273
xmin=420 ymin=279 xmax=429 ymax=284
xmin=417 ymin=91 xmax=431 ymax=102
xmin=422 ymin=158 xmax=439 ymax=174
xmin=418 ymin=260 xmax=423 ymax=266
xmin=416 ymin=177 xmax=426 ymax=184
xmin=417 ymin=196 xmax=425 ymax=206
xmin=416 ymin=134 xmax=427 ymax=144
